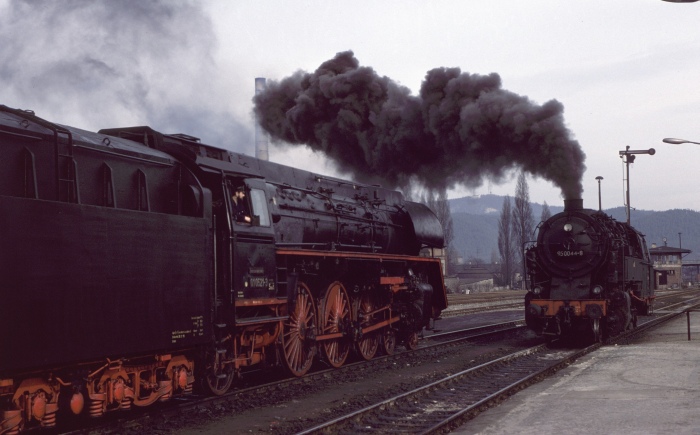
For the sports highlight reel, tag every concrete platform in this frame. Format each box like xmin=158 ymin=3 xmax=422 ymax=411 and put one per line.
xmin=453 ymin=313 xmax=700 ymax=434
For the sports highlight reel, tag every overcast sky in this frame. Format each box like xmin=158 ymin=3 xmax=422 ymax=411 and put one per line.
xmin=1 ymin=0 xmax=699 ymax=212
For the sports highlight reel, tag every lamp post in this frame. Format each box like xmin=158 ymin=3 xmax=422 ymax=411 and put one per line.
xmin=619 ymin=146 xmax=656 ymax=225
xmin=595 ymin=176 xmax=604 ymax=211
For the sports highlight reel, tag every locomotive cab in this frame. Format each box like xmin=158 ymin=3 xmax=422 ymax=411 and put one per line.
xmin=226 ymin=178 xmax=279 ymax=300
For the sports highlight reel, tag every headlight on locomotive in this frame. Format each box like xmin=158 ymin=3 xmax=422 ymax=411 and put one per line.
xmin=592 ymin=285 xmax=603 ymax=295
xmin=563 ymin=223 xmax=573 ymax=232
xmin=533 ymin=286 xmax=542 ymax=296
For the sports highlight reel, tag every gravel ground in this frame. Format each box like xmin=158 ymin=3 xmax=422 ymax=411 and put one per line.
xmin=158 ymin=325 xmax=541 ymax=434
xmin=81 ymin=309 xmax=532 ymax=435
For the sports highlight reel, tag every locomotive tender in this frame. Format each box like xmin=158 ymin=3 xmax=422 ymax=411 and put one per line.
xmin=524 ymin=199 xmax=654 ymax=343
xmin=0 ymin=104 xmax=446 ymax=433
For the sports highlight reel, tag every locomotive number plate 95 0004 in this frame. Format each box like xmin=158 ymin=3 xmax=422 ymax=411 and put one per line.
xmin=557 ymin=250 xmax=584 ymax=257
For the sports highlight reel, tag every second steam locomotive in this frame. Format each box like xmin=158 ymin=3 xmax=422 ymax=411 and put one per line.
xmin=524 ymin=199 xmax=655 ymax=343
xmin=0 ymin=104 xmax=447 ymax=433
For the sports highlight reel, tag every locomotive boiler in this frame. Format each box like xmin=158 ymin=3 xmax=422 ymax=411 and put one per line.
xmin=524 ymin=199 xmax=654 ymax=343
xmin=0 ymin=104 xmax=447 ymax=433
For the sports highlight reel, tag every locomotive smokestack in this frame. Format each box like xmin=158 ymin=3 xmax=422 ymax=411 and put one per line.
xmin=255 ymin=77 xmax=270 ymax=161
xmin=564 ymin=198 xmax=583 ymax=211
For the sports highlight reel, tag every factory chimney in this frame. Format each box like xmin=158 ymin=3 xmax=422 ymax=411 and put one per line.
xmin=254 ymin=77 xmax=269 ymax=161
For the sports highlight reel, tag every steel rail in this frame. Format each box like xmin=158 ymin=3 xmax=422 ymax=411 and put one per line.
xmin=61 ymin=317 xmax=526 ymax=434
xmin=423 ymin=319 xmax=526 ymax=343
xmin=295 ymin=306 xmax=694 ymax=435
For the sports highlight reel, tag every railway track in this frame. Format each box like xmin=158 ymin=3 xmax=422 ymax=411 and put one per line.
xmin=441 ymin=287 xmax=700 ymax=318
xmin=61 ymin=318 xmax=528 ymax=434
xmin=295 ymin=298 xmax=700 ymax=435
xmin=60 ymin=290 xmax=700 ymax=434
xmin=423 ymin=320 xmax=526 ymax=344
xmin=442 ymin=291 xmax=525 ymax=317
xmin=446 ymin=290 xmax=526 ymax=305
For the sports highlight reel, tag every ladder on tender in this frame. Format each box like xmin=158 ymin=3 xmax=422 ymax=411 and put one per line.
xmin=54 ymin=126 xmax=79 ymax=203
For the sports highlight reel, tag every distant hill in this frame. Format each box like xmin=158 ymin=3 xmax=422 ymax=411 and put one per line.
xmin=449 ymin=194 xmax=564 ymax=217
xmin=449 ymin=195 xmax=700 ymax=263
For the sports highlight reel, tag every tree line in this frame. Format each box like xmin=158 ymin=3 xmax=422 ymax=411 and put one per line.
xmin=497 ymin=172 xmax=549 ymax=288
xmin=421 ymin=171 xmax=546 ymax=289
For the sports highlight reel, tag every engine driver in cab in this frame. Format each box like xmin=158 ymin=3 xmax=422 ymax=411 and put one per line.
xmin=232 ymin=185 xmax=251 ymax=223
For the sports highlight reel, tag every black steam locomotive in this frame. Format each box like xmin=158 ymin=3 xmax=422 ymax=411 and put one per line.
xmin=0 ymin=104 xmax=446 ymax=433
xmin=524 ymin=199 xmax=654 ymax=343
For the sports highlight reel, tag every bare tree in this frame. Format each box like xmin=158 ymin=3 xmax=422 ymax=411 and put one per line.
xmin=498 ymin=195 xmax=515 ymax=288
xmin=490 ymin=249 xmax=499 ymax=265
xmin=512 ymin=172 xmax=535 ymax=287
xmin=540 ymin=201 xmax=552 ymax=223
xmin=424 ymin=188 xmax=454 ymax=249
xmin=446 ymin=245 xmax=461 ymax=275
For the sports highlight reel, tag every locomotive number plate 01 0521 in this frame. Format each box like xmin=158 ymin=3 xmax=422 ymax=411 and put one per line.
xmin=557 ymin=250 xmax=584 ymax=257
xmin=249 ymin=277 xmax=269 ymax=288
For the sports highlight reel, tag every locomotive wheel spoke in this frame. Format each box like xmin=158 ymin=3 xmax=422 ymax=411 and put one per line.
xmin=356 ymin=294 xmax=379 ymax=361
xmin=357 ymin=333 xmax=378 ymax=360
xmin=203 ymin=346 xmax=234 ymax=396
xmin=321 ymin=282 xmax=351 ymax=368
xmin=382 ymin=328 xmax=396 ymax=355
xmin=282 ymin=282 xmax=316 ymax=377
xmin=404 ymin=331 xmax=419 ymax=350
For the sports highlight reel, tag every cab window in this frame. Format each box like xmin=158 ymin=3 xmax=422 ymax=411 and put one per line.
xmin=249 ymin=188 xmax=270 ymax=227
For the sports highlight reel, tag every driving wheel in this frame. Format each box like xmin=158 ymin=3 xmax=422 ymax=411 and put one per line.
xmin=356 ymin=293 xmax=379 ymax=361
xmin=281 ymin=282 xmax=316 ymax=377
xmin=320 ymin=281 xmax=351 ymax=368
xmin=382 ymin=328 xmax=396 ymax=356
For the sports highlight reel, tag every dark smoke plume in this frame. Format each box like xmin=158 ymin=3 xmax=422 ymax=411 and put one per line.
xmin=254 ymin=51 xmax=586 ymax=199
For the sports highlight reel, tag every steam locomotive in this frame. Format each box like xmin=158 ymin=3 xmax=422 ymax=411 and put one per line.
xmin=524 ymin=199 xmax=655 ymax=343
xmin=0 ymin=104 xmax=446 ymax=433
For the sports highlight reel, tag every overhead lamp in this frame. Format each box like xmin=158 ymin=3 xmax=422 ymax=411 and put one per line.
xmin=663 ymin=138 xmax=700 ymax=145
